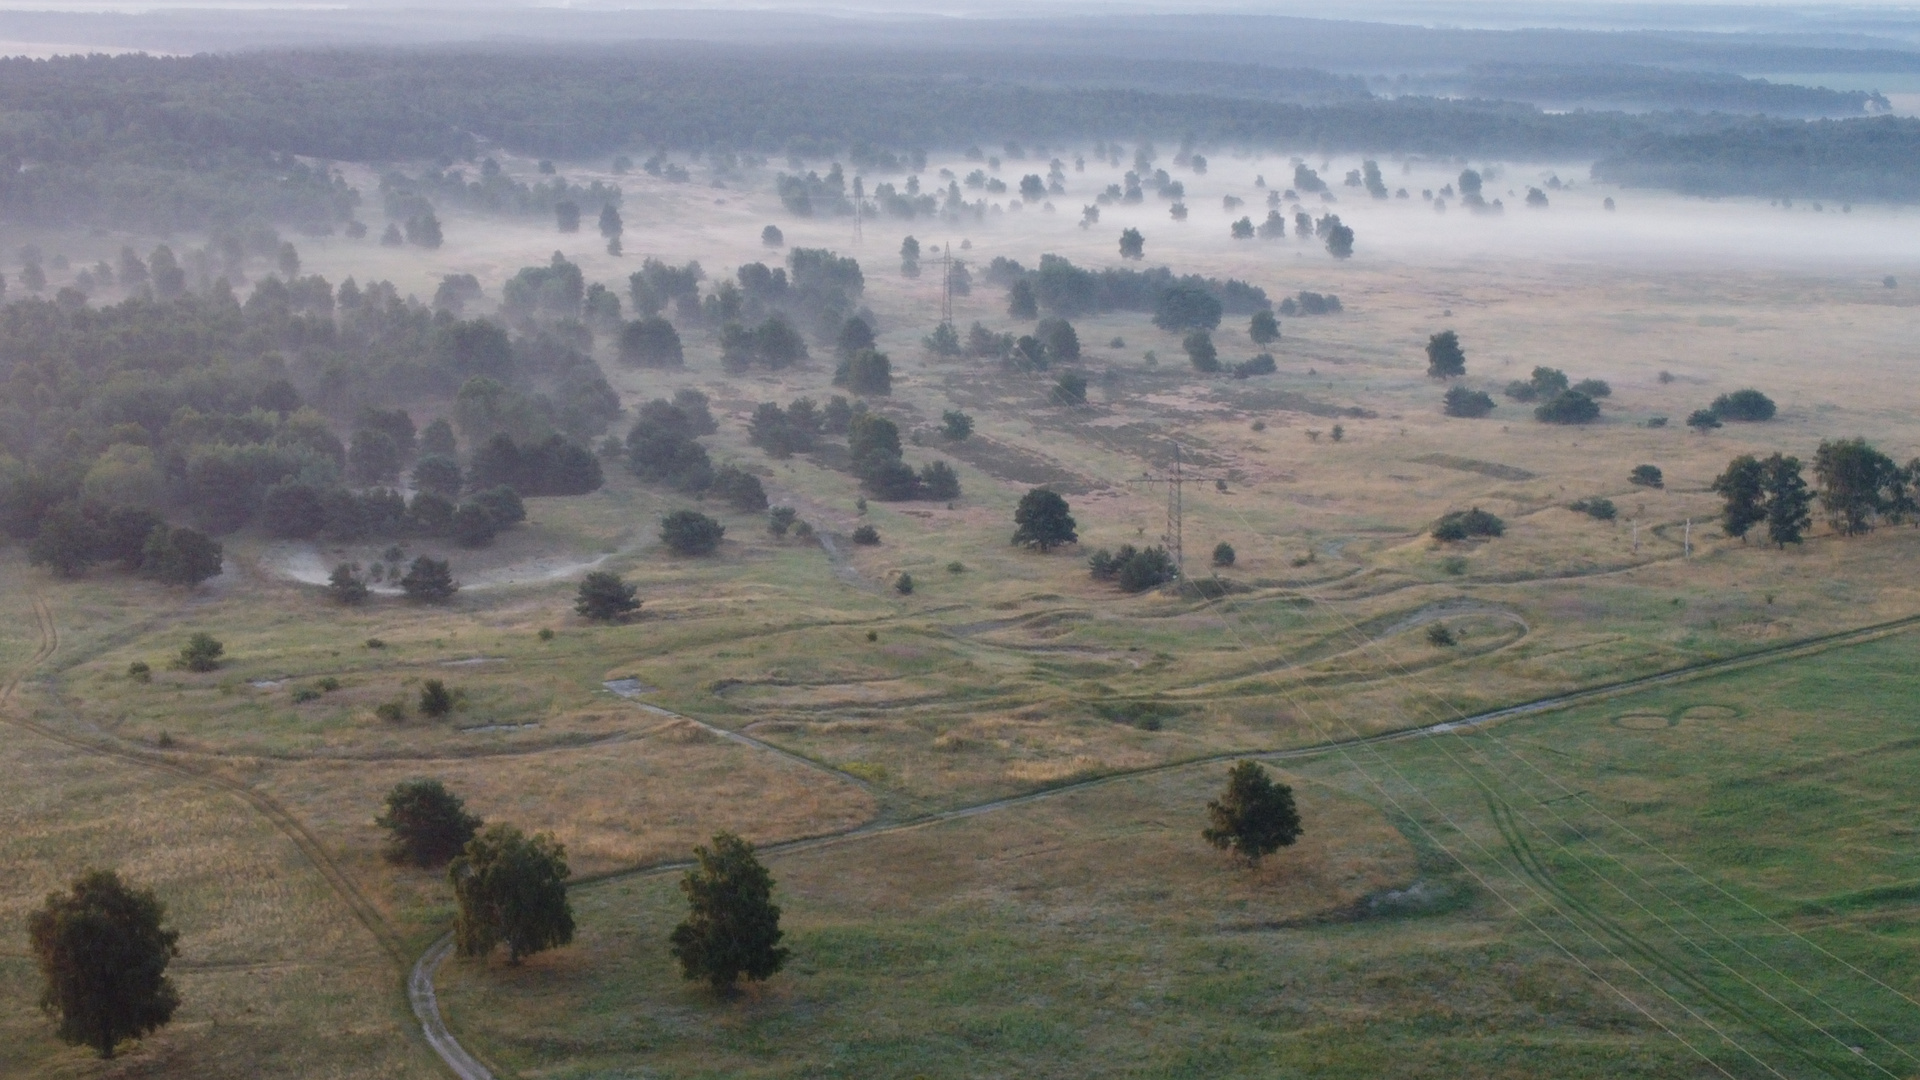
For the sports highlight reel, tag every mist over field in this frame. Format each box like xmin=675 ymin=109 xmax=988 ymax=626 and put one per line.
xmin=6 ymin=3 xmax=1920 ymax=1079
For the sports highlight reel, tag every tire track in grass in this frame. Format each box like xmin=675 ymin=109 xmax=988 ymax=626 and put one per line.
xmin=1486 ymin=796 xmax=1859 ymax=1080
xmin=5 ymin=597 xmax=407 ymax=967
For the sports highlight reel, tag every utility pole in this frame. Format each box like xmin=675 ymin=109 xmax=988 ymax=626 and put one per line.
xmin=1684 ymin=517 xmax=1692 ymax=558
xmin=942 ymin=241 xmax=953 ymax=325
xmin=1131 ymin=442 xmax=1230 ymax=580
xmin=1632 ymin=520 xmax=1640 ymax=554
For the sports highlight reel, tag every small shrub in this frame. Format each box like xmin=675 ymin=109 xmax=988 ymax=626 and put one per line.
xmin=1250 ymin=419 xmax=1266 ymax=432
xmin=1646 ymin=416 xmax=1668 ymax=428
xmin=1440 ymin=556 xmax=1467 ymax=575
xmin=376 ymin=700 xmax=408 ymax=723
xmin=1426 ymin=623 xmax=1457 ymax=647
xmin=419 ymin=679 xmax=454 ymax=718
xmin=174 ymin=632 xmax=224 ymax=673
xmin=1330 ymin=424 xmax=1345 ymax=442
xmin=538 ymin=628 xmax=555 ymax=641
xmin=317 ymin=677 xmax=340 ymax=692
xmin=1212 ymin=542 xmax=1236 ymax=567
xmin=1629 ymin=464 xmax=1664 ymax=488
xmin=660 ymin=510 xmax=725 ymax=556
xmin=127 ymin=661 xmax=151 ymax=682
xmin=768 ymin=506 xmax=798 ymax=537
xmin=1687 ymin=409 xmax=1723 ymax=432
xmin=865 ymin=629 xmax=878 ymax=642
xmin=292 ymin=686 xmax=322 ymax=703
xmin=1443 ymin=385 xmax=1496 ymax=418
xmin=1570 ymin=497 xmax=1618 ymax=520
xmin=851 ymin=525 xmax=880 ymax=545
xmin=895 ymin=572 xmax=914 ymax=595
xmin=947 ymin=561 xmax=966 ymax=573
xmin=365 ymin=638 xmax=386 ymax=649
xmin=1658 ymin=370 xmax=1675 ymax=384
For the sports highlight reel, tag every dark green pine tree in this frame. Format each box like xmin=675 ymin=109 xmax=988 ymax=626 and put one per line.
xmin=670 ymin=832 xmax=789 ymax=994
xmin=1202 ymin=760 xmax=1302 ymax=866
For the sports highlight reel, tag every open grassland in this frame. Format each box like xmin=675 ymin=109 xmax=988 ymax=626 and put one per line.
xmin=8 ymin=150 xmax=1920 ymax=1076
xmin=432 ymin=624 xmax=1920 ymax=1080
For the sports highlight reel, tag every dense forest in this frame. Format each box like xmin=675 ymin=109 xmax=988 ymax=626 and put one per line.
xmin=1 ymin=46 xmax=1918 ymax=232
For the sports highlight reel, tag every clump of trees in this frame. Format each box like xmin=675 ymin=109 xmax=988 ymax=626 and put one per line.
xmin=1011 ymin=488 xmax=1077 ymax=550
xmin=29 ymin=869 xmax=180 ymax=1058
xmin=1713 ymin=452 xmax=1814 ymax=547
xmin=399 ymin=556 xmax=459 ymax=601
xmin=1810 ymin=438 xmax=1912 ymax=536
xmin=845 ymin=413 xmax=960 ymax=501
xmin=1442 ymin=385 xmax=1496 ymax=418
xmin=1088 ymin=544 xmax=1178 ymax=591
xmin=1277 ymin=291 xmax=1341 ymax=316
xmin=1708 ymin=389 xmax=1777 ymax=422
xmin=670 ymin=833 xmax=788 ymax=995
xmin=1202 ymin=761 xmax=1302 ymax=866
xmin=1569 ymin=497 xmax=1617 ymax=520
xmin=627 ymin=393 xmax=722 ymax=494
xmin=1432 ymin=507 xmax=1505 ymax=541
xmin=1630 ymin=464 xmax=1665 ymax=488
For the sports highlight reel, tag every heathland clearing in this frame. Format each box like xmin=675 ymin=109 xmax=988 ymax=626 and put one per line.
xmin=8 ymin=139 xmax=1920 ymax=1078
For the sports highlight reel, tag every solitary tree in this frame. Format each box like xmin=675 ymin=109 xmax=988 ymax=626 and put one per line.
xmin=29 ymin=870 xmax=180 ymax=1058
xmin=1425 ymin=330 xmax=1466 ymax=378
xmin=576 ymin=570 xmax=640 ymax=621
xmin=669 ymin=832 xmax=789 ymax=994
xmin=1118 ymin=228 xmax=1145 ymax=260
xmin=400 ymin=556 xmax=459 ymax=602
xmin=619 ymin=317 xmax=684 ymax=367
xmin=1711 ymin=455 xmax=1766 ymax=541
xmin=1711 ymin=389 xmax=1776 ymax=422
xmin=1629 ymin=464 xmax=1665 ymax=488
xmin=1323 ymin=219 xmax=1355 ymax=258
xmin=1249 ymin=310 xmax=1280 ymax=345
xmin=419 ymin=679 xmax=454 ymax=718
xmin=1763 ymin=453 xmax=1814 ymax=548
xmin=941 ymin=410 xmax=974 ymax=441
xmin=1012 ymin=488 xmax=1077 ymax=551
xmin=661 ymin=510 xmax=725 ymax=555
xmin=1202 ymin=761 xmax=1302 ymax=866
xmin=174 ymin=632 xmax=223 ymax=672
xmin=1686 ymin=409 xmax=1723 ymax=433
xmin=1212 ymin=542 xmax=1236 ymax=567
xmin=377 ymin=779 xmax=483 ymax=866
xmin=449 ymin=824 xmax=575 ymax=964
xmin=555 ymin=200 xmax=581 ymax=233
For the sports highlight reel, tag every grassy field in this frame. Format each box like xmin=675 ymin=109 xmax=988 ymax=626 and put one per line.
xmin=6 ymin=146 xmax=1920 ymax=1077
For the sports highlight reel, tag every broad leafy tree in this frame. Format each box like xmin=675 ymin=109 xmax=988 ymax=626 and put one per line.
xmin=1711 ymin=455 xmax=1766 ymax=541
xmin=576 ymin=570 xmax=640 ymax=621
xmin=377 ymin=779 xmax=483 ymax=866
xmin=174 ymin=632 xmax=223 ymax=672
xmin=1118 ymin=227 xmax=1144 ymax=260
xmin=141 ymin=526 xmax=222 ymax=588
xmin=1202 ymin=761 xmax=1302 ymax=866
xmin=1814 ymin=437 xmax=1895 ymax=535
xmin=1012 ymin=488 xmax=1077 ymax=551
xmin=29 ymin=870 xmax=180 ymax=1058
xmin=1763 ymin=453 xmax=1814 ymax=548
xmin=1711 ymin=389 xmax=1776 ymax=422
xmin=1184 ymin=330 xmax=1219 ymax=373
xmin=669 ymin=832 xmax=789 ymax=994
xmin=1249 ymin=309 xmax=1279 ymax=345
xmin=450 ymin=824 xmax=575 ymax=964
xmin=619 ymin=316 xmax=684 ymax=367
xmin=1425 ymin=330 xmax=1466 ymax=378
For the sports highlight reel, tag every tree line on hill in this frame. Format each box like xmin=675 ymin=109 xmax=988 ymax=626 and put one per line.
xmin=1 ymin=46 xmax=1912 ymax=233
